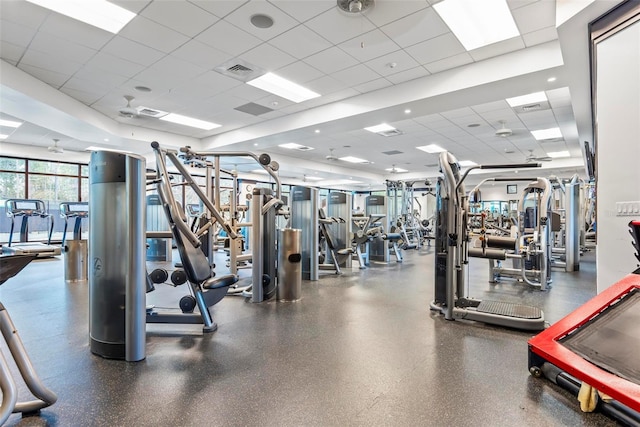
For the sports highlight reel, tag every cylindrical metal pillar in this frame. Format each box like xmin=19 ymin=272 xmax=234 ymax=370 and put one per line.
xmin=565 ymin=181 xmax=581 ymax=271
xmin=64 ymin=239 xmax=88 ymax=282
xmin=277 ymin=228 xmax=302 ymax=301
xmin=89 ymin=151 xmax=146 ymax=361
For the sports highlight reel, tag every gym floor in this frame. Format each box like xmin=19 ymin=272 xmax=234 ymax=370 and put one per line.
xmin=0 ymin=246 xmax=616 ymax=426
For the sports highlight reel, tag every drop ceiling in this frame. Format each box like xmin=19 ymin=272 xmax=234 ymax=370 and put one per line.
xmin=0 ymin=0 xmax=617 ymax=189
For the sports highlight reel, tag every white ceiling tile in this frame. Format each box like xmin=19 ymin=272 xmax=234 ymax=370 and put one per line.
xmin=66 ymin=70 xmax=128 ymax=92
xmin=469 ymin=37 xmax=526 ymax=62
xmin=364 ymin=1 xmax=429 ymax=27
xmin=331 ymin=63 xmax=381 ymax=86
xmin=472 ymin=100 xmax=510 ymax=114
xmin=30 ymin=32 xmax=98 ymax=64
xmin=140 ymin=1 xmax=218 ymax=37
xmin=118 ymin=16 xmax=190 ymax=53
xmin=20 ymin=49 xmax=82 ymax=76
xmin=424 ymin=52 xmax=473 ymax=74
xmin=59 ymin=87 xmax=103 ymax=106
xmin=0 ymin=41 xmax=26 ymax=63
xmin=229 ymin=83 xmax=274 ymax=102
xmin=276 ymin=61 xmax=324 ymax=83
xmin=38 ymin=13 xmax=112 ymax=50
xmin=338 ymin=29 xmax=399 ymax=62
xmin=511 ymin=0 xmax=556 ymax=35
xmin=353 ymin=77 xmax=392 ymax=94
xmin=101 ymin=36 xmax=165 ymax=67
xmin=172 ymin=39 xmax=233 ymax=70
xmin=386 ymin=66 xmax=429 ymax=85
xmin=303 ymin=46 xmax=359 ymax=74
xmin=149 ymin=56 xmax=208 ymax=80
xmin=224 ymin=1 xmax=300 ymax=41
xmin=241 ymin=43 xmax=296 ymax=71
xmin=380 ymin=7 xmax=449 ymax=49
xmin=188 ymin=0 xmax=249 ymax=18
xmin=405 ymin=33 xmax=465 ymax=65
xmin=305 ymin=7 xmax=376 ymax=45
xmin=269 ymin=25 xmax=332 ymax=59
xmin=196 ymin=19 xmax=262 ymax=56
xmin=83 ymin=52 xmax=146 ymax=79
xmin=206 ymin=92 xmax=260 ymax=114
xmin=109 ymin=1 xmax=152 ymax=14
xmin=0 ymin=20 xmax=36 ymax=47
xmin=269 ymin=0 xmax=335 ymax=23
xmin=0 ymin=0 xmax=50 ymax=29
xmin=365 ymin=50 xmax=420 ymax=77
xmin=18 ymin=64 xmax=69 ymax=88
xmin=522 ymin=26 xmax=558 ymax=48
xmin=172 ymin=73 xmax=241 ymax=99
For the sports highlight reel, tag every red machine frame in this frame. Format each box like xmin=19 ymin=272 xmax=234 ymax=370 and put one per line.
xmin=528 ymin=272 xmax=640 ymax=411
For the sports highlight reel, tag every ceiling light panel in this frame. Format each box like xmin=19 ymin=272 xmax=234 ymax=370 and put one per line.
xmin=433 ymin=0 xmax=520 ymax=51
xmin=531 ymin=127 xmax=562 ymax=140
xmin=339 ymin=156 xmax=369 ymax=163
xmin=386 ymin=167 xmax=408 ymax=172
xmin=416 ymin=144 xmax=447 ymax=154
xmin=0 ymin=119 xmax=23 ymax=128
xmin=159 ymin=113 xmax=221 ymax=130
xmin=304 ymin=176 xmax=324 ymax=181
xmin=0 ymin=134 xmax=9 ymax=140
xmin=506 ymin=92 xmax=548 ymax=107
xmin=247 ymin=72 xmax=320 ymax=103
xmin=364 ymin=123 xmax=396 ymax=133
xmin=458 ymin=160 xmax=477 ymax=167
xmin=279 ymin=142 xmax=315 ymax=151
xmin=25 ymin=0 xmax=136 ymax=34
xmin=547 ymin=150 xmax=570 ymax=158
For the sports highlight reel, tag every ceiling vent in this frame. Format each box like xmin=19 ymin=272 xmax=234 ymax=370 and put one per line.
xmin=513 ymin=100 xmax=551 ymax=114
xmin=337 ymin=0 xmax=374 ymax=14
xmin=137 ymin=107 xmax=167 ymax=118
xmin=378 ymin=129 xmax=403 ymax=137
xmin=382 ymin=150 xmax=403 ymax=155
xmin=235 ymin=102 xmax=274 ymax=116
xmin=214 ymin=59 xmax=265 ymax=82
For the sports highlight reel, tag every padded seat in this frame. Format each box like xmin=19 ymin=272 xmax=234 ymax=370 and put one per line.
xmin=202 ymin=274 xmax=239 ymax=290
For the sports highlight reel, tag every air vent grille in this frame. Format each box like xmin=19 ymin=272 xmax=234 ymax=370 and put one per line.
xmin=235 ymin=102 xmax=273 ymax=116
xmin=382 ymin=150 xmax=403 ymax=155
xmin=379 ymin=129 xmax=404 ymax=137
xmin=214 ymin=59 xmax=264 ymax=82
xmin=137 ymin=107 xmax=167 ymax=118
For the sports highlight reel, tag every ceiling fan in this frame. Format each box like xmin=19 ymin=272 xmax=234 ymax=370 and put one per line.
xmin=525 ymin=149 xmax=552 ymax=162
xmin=495 ymin=120 xmax=513 ymax=137
xmin=326 ymin=148 xmax=339 ymax=161
xmin=47 ymin=138 xmax=64 ymax=154
xmin=118 ymin=95 xmax=139 ymax=118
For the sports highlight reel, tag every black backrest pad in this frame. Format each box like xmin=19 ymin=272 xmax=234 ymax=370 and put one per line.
xmin=162 ymin=202 xmax=212 ymax=284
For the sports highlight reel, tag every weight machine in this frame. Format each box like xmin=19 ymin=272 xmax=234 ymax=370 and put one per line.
xmin=430 ymin=151 xmax=545 ymax=330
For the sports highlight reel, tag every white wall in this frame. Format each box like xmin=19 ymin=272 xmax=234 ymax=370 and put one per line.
xmin=595 ymin=19 xmax=640 ymax=291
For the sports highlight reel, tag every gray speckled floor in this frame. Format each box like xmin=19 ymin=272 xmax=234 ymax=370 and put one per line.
xmin=0 ymin=247 xmax=616 ymax=426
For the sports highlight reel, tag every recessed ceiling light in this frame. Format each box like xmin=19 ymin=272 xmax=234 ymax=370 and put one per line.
xmin=0 ymin=134 xmax=8 ymax=140
xmin=547 ymin=150 xmax=570 ymax=158
xmin=339 ymin=156 xmax=369 ymax=164
xmin=134 ymin=86 xmax=152 ymax=93
xmin=434 ymin=0 xmax=519 ymax=51
xmin=547 ymin=77 xmax=557 ymax=82
xmin=416 ymin=144 xmax=446 ymax=154
xmin=254 ymin=143 xmax=259 ymax=146
xmin=86 ymin=146 xmax=133 ymax=153
xmin=506 ymin=91 xmax=548 ymax=107
xmin=314 ymin=129 xmax=320 ymax=133
xmin=458 ymin=160 xmax=477 ymax=167
xmin=247 ymin=72 xmax=320 ymax=103
xmin=404 ymin=109 xmax=411 ymax=114
xmin=364 ymin=123 xmax=395 ymax=133
xmin=103 ymin=138 xmax=109 ymax=142
xmin=0 ymin=119 xmax=23 ymax=128
xmin=531 ymin=127 xmax=562 ymax=140
xmin=159 ymin=113 xmax=221 ymax=130
xmin=305 ymin=176 xmax=323 ymax=181
xmin=25 ymin=0 xmax=136 ymax=34
xmin=250 ymin=14 xmax=274 ymax=29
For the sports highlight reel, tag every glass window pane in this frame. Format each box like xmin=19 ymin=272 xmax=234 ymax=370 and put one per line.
xmin=0 ymin=157 xmax=26 ymax=171
xmin=81 ymin=178 xmax=89 ymax=201
xmin=29 ymin=160 xmax=78 ymax=175
xmin=0 ymin=172 xmax=26 ymax=199
xmin=81 ymin=165 xmax=89 ymax=177
xmin=28 ymin=175 xmax=79 ymax=205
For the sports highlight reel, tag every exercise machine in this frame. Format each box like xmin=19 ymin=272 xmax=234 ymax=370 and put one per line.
xmin=528 ymin=220 xmax=640 ymax=424
xmin=325 ymin=191 xmax=352 ymax=269
xmin=0 ymin=254 xmax=57 ymax=424
xmin=291 ymin=186 xmax=319 ymax=280
xmin=430 ymin=151 xmax=545 ymax=331
xmin=3 ymin=199 xmax=61 ymax=257
xmin=59 ymin=201 xmax=88 ymax=246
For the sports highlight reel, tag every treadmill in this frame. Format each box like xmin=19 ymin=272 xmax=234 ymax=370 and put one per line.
xmin=3 ymin=199 xmax=61 ymax=257
xmin=59 ymin=201 xmax=89 ymax=246
xmin=528 ymin=220 xmax=640 ymax=424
